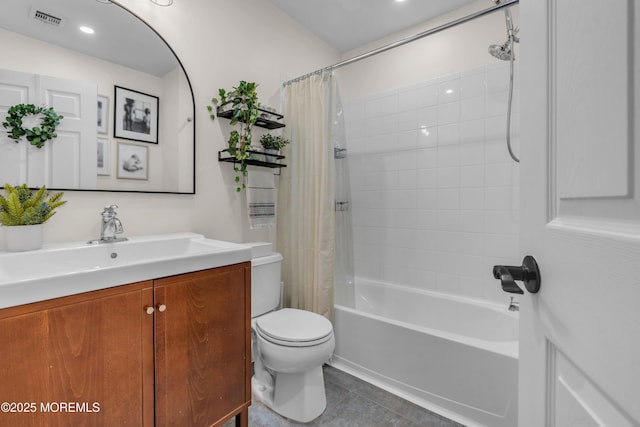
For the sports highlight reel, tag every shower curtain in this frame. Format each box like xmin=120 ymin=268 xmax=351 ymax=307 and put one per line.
xmin=278 ymin=72 xmax=336 ymax=319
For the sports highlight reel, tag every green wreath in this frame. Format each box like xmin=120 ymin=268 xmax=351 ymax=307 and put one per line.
xmin=2 ymin=104 xmax=64 ymax=149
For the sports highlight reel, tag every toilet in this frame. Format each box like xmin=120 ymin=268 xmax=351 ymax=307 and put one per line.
xmin=248 ymin=242 xmax=335 ymax=423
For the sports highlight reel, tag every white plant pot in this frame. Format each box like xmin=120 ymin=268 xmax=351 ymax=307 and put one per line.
xmin=264 ymin=149 xmax=280 ymax=163
xmin=4 ymin=224 xmax=43 ymax=252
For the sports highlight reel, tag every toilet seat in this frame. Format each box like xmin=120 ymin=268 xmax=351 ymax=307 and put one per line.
xmin=255 ymin=308 xmax=333 ymax=347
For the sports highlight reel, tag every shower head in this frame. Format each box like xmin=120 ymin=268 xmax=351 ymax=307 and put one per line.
xmin=488 ymin=41 xmax=513 ymax=61
xmin=489 ymin=0 xmax=518 ymax=61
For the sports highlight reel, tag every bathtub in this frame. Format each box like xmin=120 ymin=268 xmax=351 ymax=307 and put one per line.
xmin=331 ymin=279 xmax=518 ymax=427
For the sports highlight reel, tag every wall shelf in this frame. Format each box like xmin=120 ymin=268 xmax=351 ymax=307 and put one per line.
xmin=218 ymin=149 xmax=286 ymax=169
xmin=216 ymin=105 xmax=285 ymax=130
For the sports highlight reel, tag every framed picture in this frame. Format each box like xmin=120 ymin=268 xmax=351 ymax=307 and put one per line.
xmin=113 ymin=86 xmax=159 ymax=144
xmin=97 ymin=95 xmax=109 ymax=134
xmin=117 ymin=142 xmax=148 ymax=180
xmin=97 ymin=136 xmax=110 ymax=176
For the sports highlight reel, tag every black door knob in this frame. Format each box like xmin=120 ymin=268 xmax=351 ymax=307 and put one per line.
xmin=493 ymin=255 xmax=541 ymax=294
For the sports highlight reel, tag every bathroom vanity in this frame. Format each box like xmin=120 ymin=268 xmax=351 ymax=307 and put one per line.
xmin=0 ymin=234 xmax=252 ymax=427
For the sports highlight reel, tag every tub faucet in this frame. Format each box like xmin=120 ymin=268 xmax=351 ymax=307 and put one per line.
xmin=508 ymin=297 xmax=519 ymax=312
xmin=88 ymin=205 xmax=128 ymax=244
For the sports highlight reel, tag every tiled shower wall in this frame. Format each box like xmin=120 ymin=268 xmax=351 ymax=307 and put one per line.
xmin=343 ymin=62 xmax=520 ymax=304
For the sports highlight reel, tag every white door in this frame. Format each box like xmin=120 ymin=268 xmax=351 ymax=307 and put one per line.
xmin=0 ymin=69 xmax=97 ymax=189
xmin=518 ymin=1 xmax=640 ymax=426
xmin=39 ymin=75 xmax=97 ymax=189
xmin=0 ymin=69 xmax=35 ymax=184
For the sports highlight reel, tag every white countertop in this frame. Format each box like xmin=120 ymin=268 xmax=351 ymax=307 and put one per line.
xmin=0 ymin=233 xmax=252 ymax=309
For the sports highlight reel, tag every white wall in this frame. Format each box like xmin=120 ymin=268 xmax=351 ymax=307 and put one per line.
xmin=0 ymin=0 xmax=339 ymax=247
xmin=338 ymin=1 xmax=519 ymax=101
xmin=338 ymin=1 xmax=521 ymax=304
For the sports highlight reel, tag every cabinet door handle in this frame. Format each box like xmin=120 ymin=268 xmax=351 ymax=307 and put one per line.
xmin=157 ymin=304 xmax=167 ymax=312
xmin=145 ymin=306 xmax=155 ymax=315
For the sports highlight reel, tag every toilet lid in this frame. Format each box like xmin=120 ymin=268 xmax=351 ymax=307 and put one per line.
xmin=255 ymin=308 xmax=333 ymax=346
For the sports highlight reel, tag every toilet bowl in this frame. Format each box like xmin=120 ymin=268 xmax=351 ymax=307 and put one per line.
xmin=248 ymin=243 xmax=335 ymax=423
xmin=252 ymin=308 xmax=335 ymax=422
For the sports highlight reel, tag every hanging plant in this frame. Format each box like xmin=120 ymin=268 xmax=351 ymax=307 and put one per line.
xmin=2 ymin=104 xmax=64 ymax=149
xmin=207 ymin=81 xmax=260 ymax=192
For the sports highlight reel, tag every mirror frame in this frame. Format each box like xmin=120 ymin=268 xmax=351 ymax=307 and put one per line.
xmin=59 ymin=0 xmax=196 ymax=195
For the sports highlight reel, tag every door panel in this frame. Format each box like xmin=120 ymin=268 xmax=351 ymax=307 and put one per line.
xmin=40 ymin=75 xmax=97 ymax=189
xmin=0 ymin=69 xmax=33 ymax=184
xmin=519 ymin=0 xmax=640 ymax=426
xmin=154 ymin=266 xmax=249 ymax=427
xmin=0 ymin=283 xmax=153 ymax=427
xmin=555 ymin=0 xmax=631 ymax=200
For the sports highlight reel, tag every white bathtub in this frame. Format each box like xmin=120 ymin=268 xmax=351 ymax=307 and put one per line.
xmin=331 ymin=279 xmax=518 ymax=427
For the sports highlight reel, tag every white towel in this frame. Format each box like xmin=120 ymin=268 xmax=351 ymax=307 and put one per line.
xmin=247 ymin=170 xmax=276 ymax=229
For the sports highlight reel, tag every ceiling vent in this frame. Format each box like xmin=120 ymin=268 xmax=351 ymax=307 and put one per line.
xmin=30 ymin=7 xmax=66 ymax=27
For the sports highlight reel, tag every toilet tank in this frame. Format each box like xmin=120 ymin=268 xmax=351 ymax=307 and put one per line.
xmin=247 ymin=242 xmax=283 ymax=318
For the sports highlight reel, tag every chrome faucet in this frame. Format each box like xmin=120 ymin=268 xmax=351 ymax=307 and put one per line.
xmin=88 ymin=205 xmax=128 ymax=244
xmin=508 ymin=297 xmax=519 ymax=312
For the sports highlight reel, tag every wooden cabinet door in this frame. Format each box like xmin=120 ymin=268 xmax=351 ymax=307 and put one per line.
xmin=154 ymin=263 xmax=251 ymax=427
xmin=0 ymin=281 xmax=154 ymax=427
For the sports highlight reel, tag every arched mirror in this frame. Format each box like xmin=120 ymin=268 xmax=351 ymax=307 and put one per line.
xmin=0 ymin=0 xmax=195 ymax=194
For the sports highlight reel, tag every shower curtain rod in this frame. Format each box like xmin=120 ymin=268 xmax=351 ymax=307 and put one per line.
xmin=282 ymin=0 xmax=519 ymax=86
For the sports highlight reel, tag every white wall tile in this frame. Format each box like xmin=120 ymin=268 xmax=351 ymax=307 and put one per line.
xmin=437 ymin=123 xmax=460 ymax=146
xmin=461 ymin=96 xmax=485 ymax=122
xmin=437 ymin=188 xmax=460 ymax=210
xmin=485 ymin=63 xmax=511 ymax=93
xmin=437 ymin=167 xmax=460 ymax=188
xmin=364 ymin=98 xmax=383 ymax=118
xmin=398 ymin=88 xmax=419 ymax=112
xmin=460 ymin=188 xmax=485 ymax=210
xmin=397 ymin=130 xmax=418 ymax=151
xmin=381 ymin=113 xmax=399 ymax=135
xmin=437 ymin=145 xmax=460 ymax=167
xmin=416 ymin=190 xmax=437 ymax=210
xmin=486 ymin=90 xmax=508 ymax=117
xmin=485 ymin=115 xmax=506 ymax=141
xmin=460 ymin=119 xmax=484 ymax=144
xmin=438 ymin=101 xmax=460 ymax=125
xmin=416 ymin=148 xmax=438 ymax=168
xmin=460 ymin=71 xmax=486 ymax=99
xmin=417 ymin=84 xmax=438 ymax=107
xmin=438 ymin=75 xmax=461 ymax=102
xmin=417 ymin=127 xmax=437 ymax=148
xmin=460 ymin=165 xmax=485 ymax=188
xmin=398 ymin=110 xmax=419 ymax=131
xmin=418 ymin=106 xmax=438 ymax=128
xmin=397 ymin=150 xmax=418 ymax=170
xmin=417 ymin=169 xmax=437 ymax=189
xmin=460 ymin=211 xmax=485 ymax=233
xmin=380 ymin=93 xmax=399 ymax=115
xmin=460 ymin=143 xmax=485 ymax=166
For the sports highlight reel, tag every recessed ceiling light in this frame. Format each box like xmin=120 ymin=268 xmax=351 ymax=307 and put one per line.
xmin=79 ymin=26 xmax=95 ymax=34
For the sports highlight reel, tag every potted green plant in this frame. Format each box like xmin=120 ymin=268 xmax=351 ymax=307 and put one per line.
xmin=259 ymin=133 xmax=290 ymax=164
xmin=0 ymin=184 xmax=67 ymax=252
xmin=207 ymin=81 xmax=260 ymax=192
xmin=259 ymin=133 xmax=290 ymax=153
xmin=2 ymin=104 xmax=64 ymax=149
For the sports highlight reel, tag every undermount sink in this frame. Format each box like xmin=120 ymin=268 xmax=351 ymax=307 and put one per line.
xmin=0 ymin=233 xmax=252 ymax=309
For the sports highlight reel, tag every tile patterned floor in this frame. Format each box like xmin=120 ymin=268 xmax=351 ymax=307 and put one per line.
xmin=228 ymin=365 xmax=466 ymax=427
